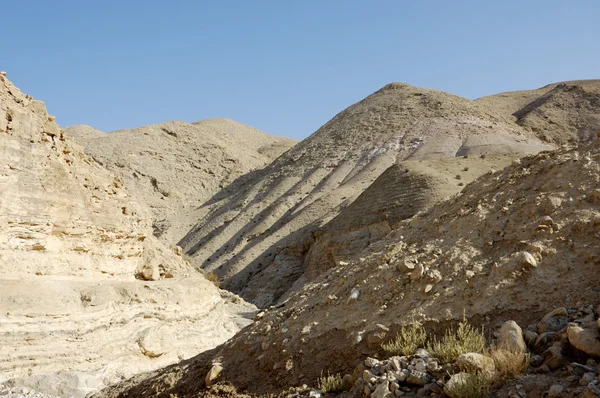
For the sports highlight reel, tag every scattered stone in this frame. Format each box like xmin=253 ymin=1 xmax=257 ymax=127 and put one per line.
xmin=347 ymin=288 xmax=360 ymax=304
xmin=524 ymin=330 xmax=539 ymax=348
xmin=405 ymin=370 xmax=430 ymax=386
xmin=515 ymin=251 xmax=537 ymax=268
xmin=342 ymin=374 xmax=354 ymax=390
xmin=539 ymin=307 xmax=569 ymax=333
xmin=535 ymin=331 xmax=557 ymax=352
xmin=547 ymin=384 xmax=564 ymax=398
xmin=582 ymin=381 xmax=600 ymax=398
xmin=411 ymin=264 xmax=425 ymax=281
xmin=567 ymin=324 xmax=600 ymax=357
xmin=367 ymin=324 xmax=390 ymax=348
xmin=365 ymin=357 xmax=380 ymax=368
xmin=544 ymin=342 xmax=566 ymax=370
xmin=139 ymin=260 xmax=160 ymax=281
xmin=581 ymin=372 xmax=597 ymax=386
xmin=371 ymin=381 xmax=392 ymax=398
xmin=498 ymin=320 xmax=526 ymax=353
xmin=205 ymin=364 xmax=223 ymax=386
xmin=530 ymin=354 xmax=544 ymax=367
xmin=363 ymin=369 xmax=376 ymax=383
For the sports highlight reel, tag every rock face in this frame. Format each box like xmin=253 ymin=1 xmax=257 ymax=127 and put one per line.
xmin=0 ymin=75 xmax=256 ymax=397
xmin=65 ymin=119 xmax=296 ymax=242
xmin=98 ymin=133 xmax=600 ymax=396
xmin=178 ymin=82 xmax=559 ymax=308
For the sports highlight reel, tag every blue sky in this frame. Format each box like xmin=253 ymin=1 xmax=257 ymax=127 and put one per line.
xmin=3 ymin=1 xmax=599 ymax=140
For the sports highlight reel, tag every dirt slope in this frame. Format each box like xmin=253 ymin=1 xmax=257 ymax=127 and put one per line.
xmin=96 ymin=134 xmax=600 ymax=397
xmin=65 ymin=119 xmax=296 ymax=243
xmin=178 ymin=82 xmax=556 ymax=308
xmin=0 ymin=74 xmax=257 ymax=397
xmin=476 ymin=79 xmax=600 ymax=144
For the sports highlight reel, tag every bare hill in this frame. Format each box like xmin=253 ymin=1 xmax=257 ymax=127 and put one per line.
xmin=178 ymin=82 xmax=556 ymax=308
xmin=476 ymin=79 xmax=600 ymax=144
xmin=65 ymin=119 xmax=296 ymax=242
xmin=96 ymin=133 xmax=600 ymax=397
xmin=0 ymin=75 xmax=257 ymax=397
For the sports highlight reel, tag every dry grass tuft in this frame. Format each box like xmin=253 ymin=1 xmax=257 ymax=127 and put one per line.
xmin=489 ymin=347 xmax=529 ymax=382
xmin=382 ymin=323 xmax=428 ymax=356
xmin=205 ymin=272 xmax=220 ymax=287
xmin=317 ymin=372 xmax=346 ymax=393
xmin=427 ymin=318 xmax=486 ymax=364
xmin=447 ymin=372 xmax=492 ymax=398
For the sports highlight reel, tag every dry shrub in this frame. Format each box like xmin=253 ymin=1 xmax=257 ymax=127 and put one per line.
xmin=427 ymin=318 xmax=486 ymax=364
xmin=317 ymin=372 xmax=345 ymax=393
xmin=489 ymin=347 xmax=530 ymax=382
xmin=205 ymin=273 xmax=220 ymax=286
xmin=382 ymin=323 xmax=428 ymax=356
xmin=447 ymin=372 xmax=493 ymax=398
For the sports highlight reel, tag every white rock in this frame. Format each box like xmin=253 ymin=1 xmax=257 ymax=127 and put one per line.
xmin=205 ymin=364 xmax=223 ymax=386
xmin=498 ymin=320 xmax=526 ymax=353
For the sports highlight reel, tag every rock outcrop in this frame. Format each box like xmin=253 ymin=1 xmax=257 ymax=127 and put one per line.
xmin=0 ymin=74 xmax=256 ymax=397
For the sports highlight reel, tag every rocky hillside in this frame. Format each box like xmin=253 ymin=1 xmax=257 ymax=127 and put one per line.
xmin=178 ymin=82 xmax=560 ymax=308
xmin=476 ymin=80 xmax=600 ymax=144
xmin=96 ymin=133 xmax=600 ymax=397
xmin=0 ymin=74 xmax=257 ymax=397
xmin=65 ymin=119 xmax=296 ymax=243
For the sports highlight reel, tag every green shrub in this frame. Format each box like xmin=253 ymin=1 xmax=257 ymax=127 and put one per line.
xmin=317 ymin=372 xmax=345 ymax=393
xmin=427 ymin=318 xmax=486 ymax=364
xmin=382 ymin=323 xmax=428 ymax=356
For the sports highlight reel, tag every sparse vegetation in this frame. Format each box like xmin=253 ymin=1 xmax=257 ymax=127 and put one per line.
xmin=205 ymin=272 xmax=220 ymax=287
xmin=489 ymin=347 xmax=529 ymax=383
xmin=382 ymin=323 xmax=427 ymax=356
xmin=447 ymin=371 xmax=492 ymax=398
xmin=427 ymin=318 xmax=486 ymax=363
xmin=317 ymin=372 xmax=346 ymax=393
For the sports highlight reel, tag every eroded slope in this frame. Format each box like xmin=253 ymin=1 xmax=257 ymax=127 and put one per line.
xmin=179 ymin=82 xmax=554 ymax=307
xmin=0 ymin=74 xmax=256 ymax=397
xmin=97 ymin=135 xmax=600 ymax=397
xmin=65 ymin=119 xmax=296 ymax=242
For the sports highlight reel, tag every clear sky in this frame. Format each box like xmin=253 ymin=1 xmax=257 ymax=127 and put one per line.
xmin=3 ymin=1 xmax=599 ymax=140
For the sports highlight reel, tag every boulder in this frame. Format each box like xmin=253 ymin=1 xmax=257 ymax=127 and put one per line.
xmin=538 ymin=307 xmax=569 ymax=333
xmin=456 ymin=353 xmax=495 ymax=374
xmin=567 ymin=324 xmax=600 ymax=358
xmin=498 ymin=320 xmax=526 ymax=353
xmin=543 ymin=342 xmax=566 ymax=370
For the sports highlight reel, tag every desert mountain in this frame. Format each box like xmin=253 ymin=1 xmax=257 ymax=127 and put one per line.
xmin=65 ymin=119 xmax=296 ymax=243
xmin=178 ymin=82 xmax=560 ymax=308
xmin=97 ymin=132 xmax=600 ymax=397
xmin=0 ymin=75 xmax=256 ymax=397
